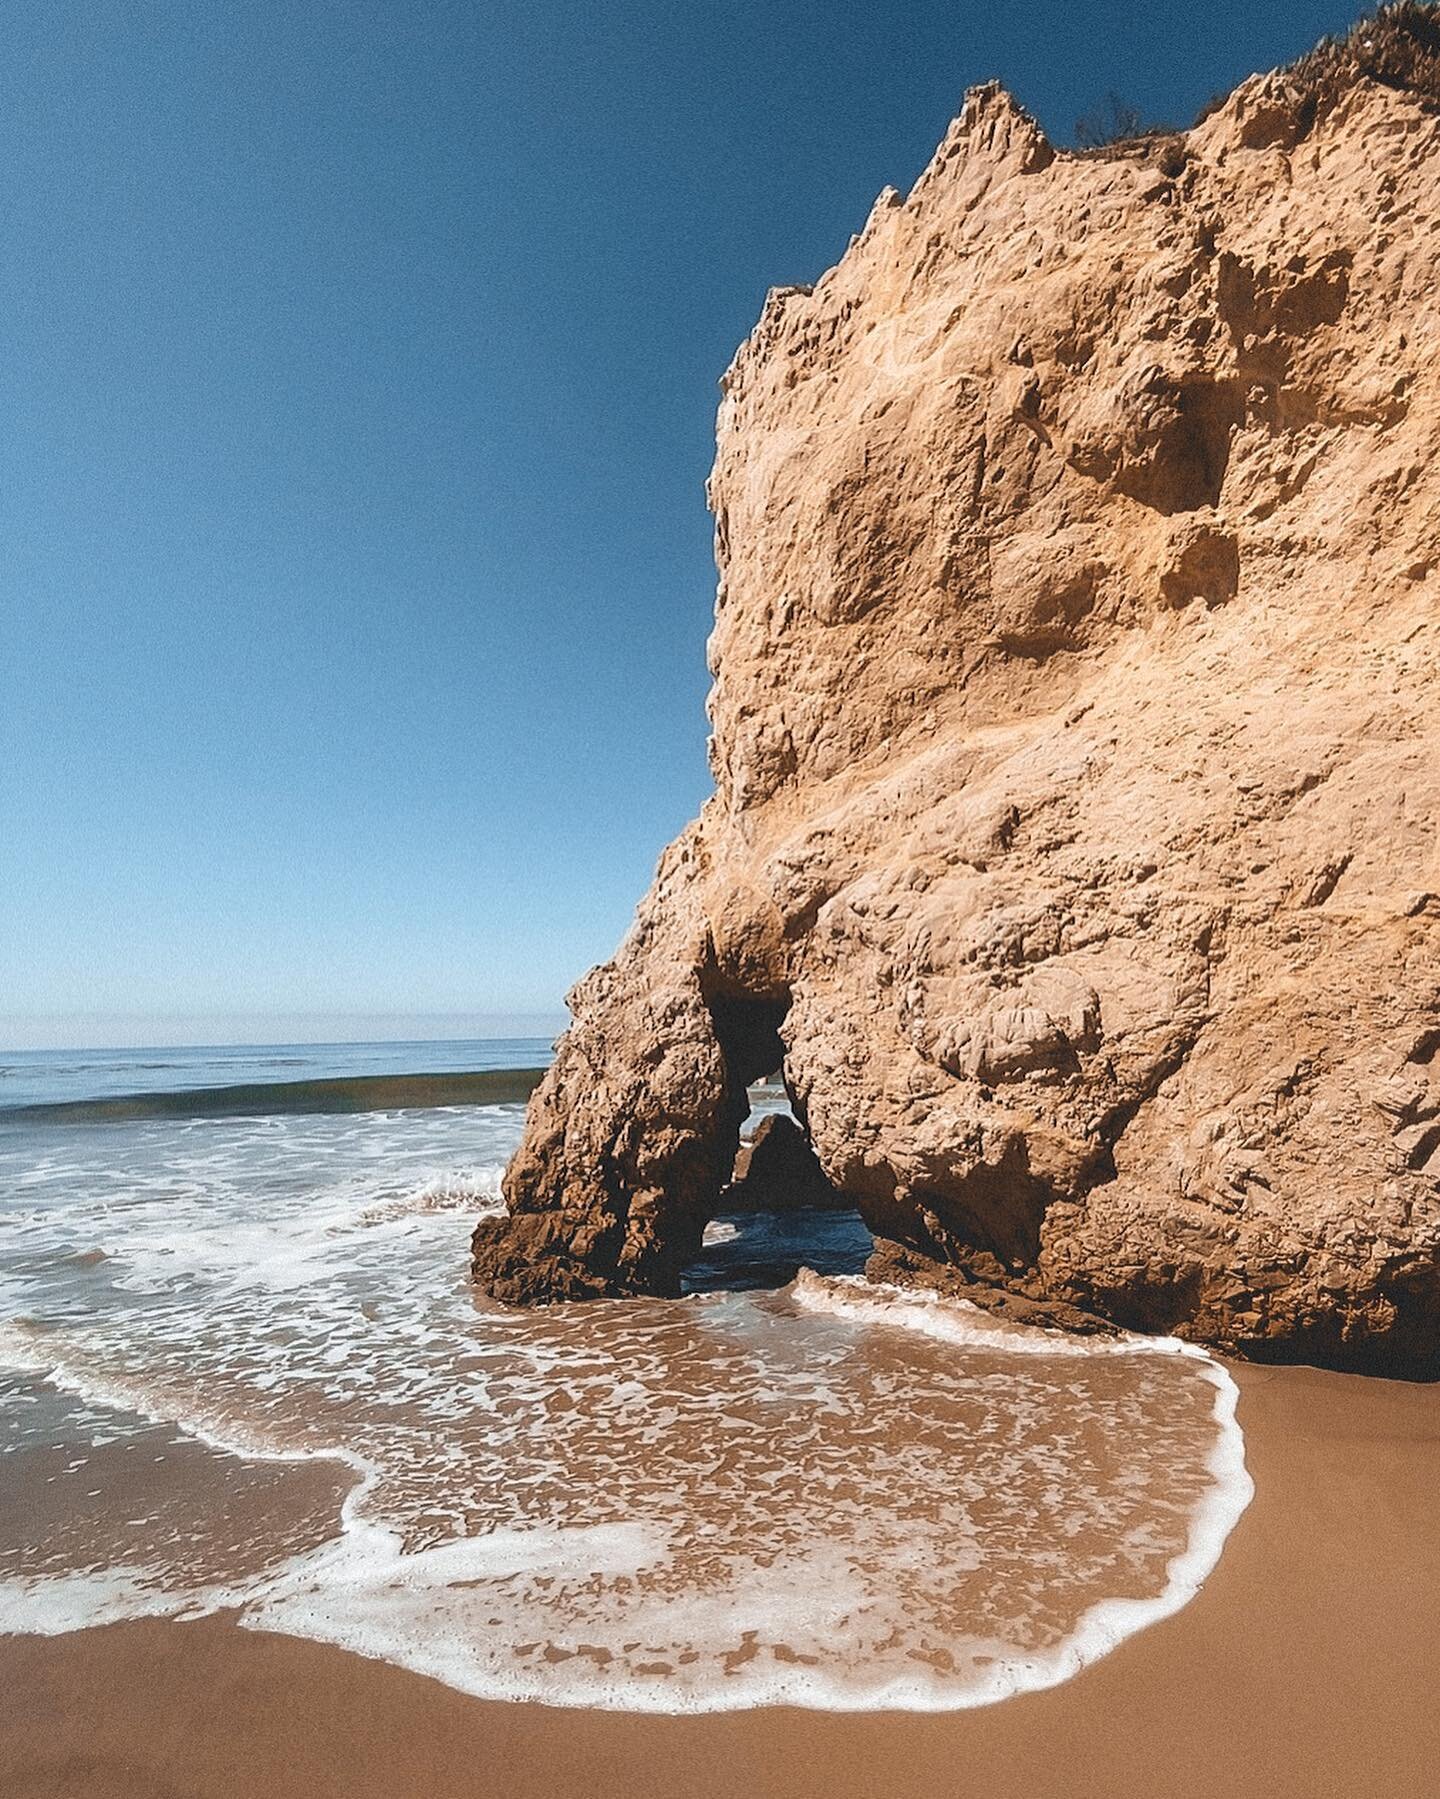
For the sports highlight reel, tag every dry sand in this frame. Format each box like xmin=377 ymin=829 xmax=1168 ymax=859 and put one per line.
xmin=2 ymin=1361 xmax=1437 ymax=1799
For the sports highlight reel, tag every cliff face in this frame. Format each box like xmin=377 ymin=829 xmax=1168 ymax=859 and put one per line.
xmin=475 ymin=14 xmax=1440 ymax=1374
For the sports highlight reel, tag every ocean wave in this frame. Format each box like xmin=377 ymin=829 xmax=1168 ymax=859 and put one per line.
xmin=355 ymin=1171 xmax=506 ymax=1227
xmin=0 ymin=1068 xmax=545 ymax=1127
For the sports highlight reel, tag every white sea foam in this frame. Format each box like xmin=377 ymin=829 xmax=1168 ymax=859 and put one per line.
xmin=0 ymin=1100 xmax=1253 ymax=1712
xmin=793 ymin=1267 xmax=1203 ymax=1359
xmin=788 ymin=1270 xmax=1254 ymax=1701
xmin=0 ymin=1565 xmax=231 ymax=1636
xmin=356 ymin=1172 xmax=505 ymax=1227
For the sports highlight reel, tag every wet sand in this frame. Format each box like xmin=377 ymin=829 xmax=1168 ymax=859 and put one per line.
xmin=3 ymin=1361 xmax=1437 ymax=1799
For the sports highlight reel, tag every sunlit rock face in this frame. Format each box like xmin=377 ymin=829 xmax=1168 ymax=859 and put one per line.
xmin=475 ymin=16 xmax=1440 ymax=1375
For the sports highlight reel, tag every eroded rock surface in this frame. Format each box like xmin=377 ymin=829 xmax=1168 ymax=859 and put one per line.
xmin=475 ymin=14 xmax=1440 ymax=1374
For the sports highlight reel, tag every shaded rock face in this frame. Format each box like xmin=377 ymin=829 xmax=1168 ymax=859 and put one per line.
xmin=723 ymin=1114 xmax=850 ymax=1214
xmin=475 ymin=23 xmax=1440 ymax=1375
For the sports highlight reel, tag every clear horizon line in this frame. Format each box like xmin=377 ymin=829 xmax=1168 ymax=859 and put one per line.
xmin=0 ymin=1010 xmax=570 ymax=1054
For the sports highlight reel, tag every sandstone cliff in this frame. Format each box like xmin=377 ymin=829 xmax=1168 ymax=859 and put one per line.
xmin=475 ymin=9 xmax=1440 ymax=1376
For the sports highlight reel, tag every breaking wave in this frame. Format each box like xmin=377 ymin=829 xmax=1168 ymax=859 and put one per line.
xmin=1 ymin=1068 xmax=545 ymax=1126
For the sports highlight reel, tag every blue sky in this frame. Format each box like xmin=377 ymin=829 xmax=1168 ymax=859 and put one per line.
xmin=1 ymin=0 xmax=1363 ymax=1049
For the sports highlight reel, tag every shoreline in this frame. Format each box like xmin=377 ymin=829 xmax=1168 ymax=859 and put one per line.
xmin=3 ymin=1360 xmax=1437 ymax=1799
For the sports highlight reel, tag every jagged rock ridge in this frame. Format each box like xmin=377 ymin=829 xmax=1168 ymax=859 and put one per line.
xmin=474 ymin=10 xmax=1440 ymax=1375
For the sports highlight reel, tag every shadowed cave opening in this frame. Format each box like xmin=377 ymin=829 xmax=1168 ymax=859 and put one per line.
xmin=681 ymin=989 xmax=872 ymax=1294
xmin=1116 ymin=376 xmax=1244 ymax=515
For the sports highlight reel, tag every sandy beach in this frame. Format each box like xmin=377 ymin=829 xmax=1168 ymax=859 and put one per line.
xmin=3 ymin=1359 xmax=1437 ymax=1799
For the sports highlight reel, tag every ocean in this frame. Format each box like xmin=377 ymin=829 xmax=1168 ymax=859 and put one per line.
xmin=0 ymin=1040 xmax=1251 ymax=1711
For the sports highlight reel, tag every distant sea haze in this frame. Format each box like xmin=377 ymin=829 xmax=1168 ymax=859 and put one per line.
xmin=0 ymin=1015 xmax=568 ymax=1054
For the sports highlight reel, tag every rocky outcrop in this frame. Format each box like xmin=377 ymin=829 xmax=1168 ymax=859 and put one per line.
xmin=724 ymin=1114 xmax=849 ymax=1213
xmin=474 ymin=10 xmax=1440 ymax=1375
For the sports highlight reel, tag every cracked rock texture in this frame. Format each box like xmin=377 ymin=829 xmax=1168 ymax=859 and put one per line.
xmin=475 ymin=16 xmax=1440 ymax=1374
